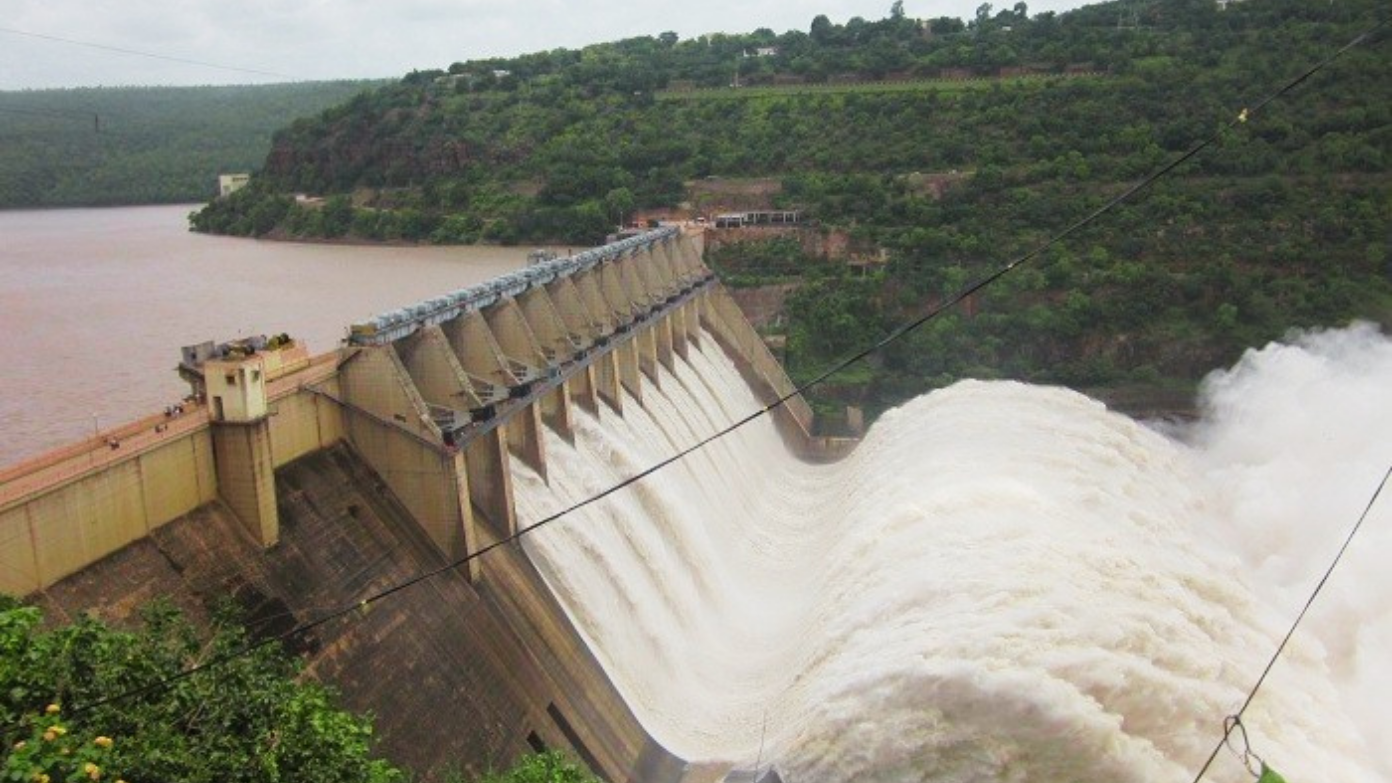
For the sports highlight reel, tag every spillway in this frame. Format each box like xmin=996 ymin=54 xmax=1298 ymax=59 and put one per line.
xmin=514 ymin=325 xmax=1390 ymax=782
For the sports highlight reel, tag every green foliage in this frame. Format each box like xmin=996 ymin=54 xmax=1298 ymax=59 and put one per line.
xmin=0 ymin=82 xmax=382 ymax=208
xmin=471 ymin=752 xmax=599 ymax=783
xmin=708 ymin=236 xmax=828 ymax=286
xmin=0 ymin=598 xmax=403 ymax=783
xmin=196 ymin=0 xmax=1387 ymax=249
xmin=185 ymin=0 xmax=1389 ymax=420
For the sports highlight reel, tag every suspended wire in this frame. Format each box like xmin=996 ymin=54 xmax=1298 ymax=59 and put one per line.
xmin=0 ymin=26 xmax=296 ymax=81
xmin=7 ymin=12 xmax=1386 ymax=741
xmin=1187 ymin=462 xmax=1392 ymax=783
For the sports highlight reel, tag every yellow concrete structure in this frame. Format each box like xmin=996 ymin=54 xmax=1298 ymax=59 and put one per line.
xmin=1 ymin=225 xmax=834 ymax=615
xmin=0 ymin=351 xmax=341 ymax=595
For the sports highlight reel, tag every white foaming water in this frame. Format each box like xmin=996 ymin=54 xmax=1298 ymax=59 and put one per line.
xmin=514 ymin=325 xmax=1391 ymax=782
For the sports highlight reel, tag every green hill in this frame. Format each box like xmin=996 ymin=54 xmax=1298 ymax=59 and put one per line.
xmin=0 ymin=81 xmax=382 ymax=207
xmin=189 ymin=0 xmax=1391 ymax=424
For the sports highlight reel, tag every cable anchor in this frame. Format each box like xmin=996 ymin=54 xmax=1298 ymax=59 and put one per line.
xmin=1223 ymin=716 xmax=1287 ymax=782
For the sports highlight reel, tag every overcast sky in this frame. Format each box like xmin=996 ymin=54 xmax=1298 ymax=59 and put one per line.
xmin=1 ymin=0 xmax=1101 ymax=91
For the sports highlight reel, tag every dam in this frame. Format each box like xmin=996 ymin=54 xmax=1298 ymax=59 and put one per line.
xmin=3 ymin=226 xmax=1388 ymax=782
xmin=0 ymin=226 xmax=840 ymax=781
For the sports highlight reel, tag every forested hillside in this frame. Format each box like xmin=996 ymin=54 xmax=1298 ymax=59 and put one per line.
xmin=0 ymin=81 xmax=379 ymax=207
xmin=191 ymin=0 xmax=1390 ymax=423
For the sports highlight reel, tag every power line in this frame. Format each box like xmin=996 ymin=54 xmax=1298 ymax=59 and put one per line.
xmin=1187 ymin=462 xmax=1392 ymax=783
xmin=0 ymin=26 xmax=296 ymax=81
xmin=8 ymin=11 xmax=1387 ymax=743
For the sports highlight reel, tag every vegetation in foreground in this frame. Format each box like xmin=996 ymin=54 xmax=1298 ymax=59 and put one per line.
xmin=0 ymin=597 xmax=597 ymax=783
xmin=0 ymin=596 xmax=403 ymax=782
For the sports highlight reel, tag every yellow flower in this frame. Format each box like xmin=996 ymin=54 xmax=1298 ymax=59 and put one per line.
xmin=41 ymin=729 xmax=56 ymax=742
xmin=84 ymin=762 xmax=101 ymax=780
xmin=50 ymin=725 xmax=66 ymax=736
xmin=44 ymin=704 xmax=60 ymax=715
xmin=93 ymin=736 xmax=113 ymax=749
xmin=11 ymin=740 xmax=24 ymax=750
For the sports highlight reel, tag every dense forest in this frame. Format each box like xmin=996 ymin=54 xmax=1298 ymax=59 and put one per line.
xmin=0 ymin=82 xmax=379 ymax=207
xmin=191 ymin=0 xmax=1390 ymax=424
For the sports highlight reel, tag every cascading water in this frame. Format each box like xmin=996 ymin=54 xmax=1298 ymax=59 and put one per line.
xmin=513 ymin=324 xmax=1390 ymax=783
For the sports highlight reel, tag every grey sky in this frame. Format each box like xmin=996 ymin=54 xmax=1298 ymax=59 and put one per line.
xmin=1 ymin=0 xmax=1099 ymax=91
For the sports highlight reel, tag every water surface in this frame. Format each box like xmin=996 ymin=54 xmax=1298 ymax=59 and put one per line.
xmin=0 ymin=204 xmax=529 ymax=466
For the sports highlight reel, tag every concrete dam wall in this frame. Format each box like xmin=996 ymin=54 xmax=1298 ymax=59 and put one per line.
xmin=2 ymin=227 xmax=836 ymax=781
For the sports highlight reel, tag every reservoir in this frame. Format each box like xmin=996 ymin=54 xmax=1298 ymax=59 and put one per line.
xmin=0 ymin=204 xmax=529 ymax=467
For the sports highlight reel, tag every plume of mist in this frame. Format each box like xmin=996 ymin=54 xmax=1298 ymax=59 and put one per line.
xmin=1190 ymin=322 xmax=1392 ymax=778
xmin=514 ymin=325 xmax=1390 ymax=782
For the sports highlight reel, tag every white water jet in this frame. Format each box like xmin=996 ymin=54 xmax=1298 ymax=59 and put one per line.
xmin=513 ymin=324 xmax=1390 ymax=782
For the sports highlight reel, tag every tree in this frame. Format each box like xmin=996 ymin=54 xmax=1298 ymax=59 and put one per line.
xmin=929 ymin=16 xmax=966 ymax=34
xmin=0 ymin=597 xmax=403 ymax=783
xmin=476 ymin=752 xmax=600 ymax=783
xmin=603 ymin=187 xmax=636 ymax=226
xmin=975 ymin=3 xmax=993 ymax=28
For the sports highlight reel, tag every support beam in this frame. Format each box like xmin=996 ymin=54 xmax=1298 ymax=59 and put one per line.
xmin=655 ymin=314 xmax=677 ymax=373
xmin=567 ymin=366 xmax=600 ymax=416
xmin=338 ymin=347 xmax=476 ymax=574
xmin=669 ymin=303 xmax=690 ymax=360
xmin=637 ymin=327 xmax=661 ymax=388
xmin=339 ymin=346 xmax=441 ymax=442
xmin=593 ymin=351 xmax=624 ymax=414
xmin=464 ymin=427 xmax=516 ymax=541
xmin=572 ymin=271 xmax=617 ymax=336
xmin=547 ymin=277 xmax=605 ymax=347
xmin=486 ymin=297 xmax=548 ymax=371
xmin=629 ymin=246 xmax=668 ymax=302
xmin=449 ymin=450 xmax=481 ymax=582
xmin=500 ymin=293 xmax=574 ymax=440
xmin=395 ymin=325 xmax=484 ymax=411
xmin=212 ymin=420 xmax=278 ymax=547
xmin=679 ymin=299 xmax=702 ymax=349
xmin=616 ymin=255 xmax=655 ymax=314
xmin=597 ymin=264 xmax=637 ymax=325
xmin=652 ymin=240 xmax=681 ymax=294
xmin=540 ymin=386 xmax=574 ymax=442
xmin=505 ymin=404 xmax=548 ymax=481
xmin=443 ymin=311 xmax=516 ymax=395
xmin=616 ymin=340 xmax=643 ymax=405
xmin=676 ymin=230 xmax=704 ymax=278
xmin=518 ymin=287 xmax=582 ymax=363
